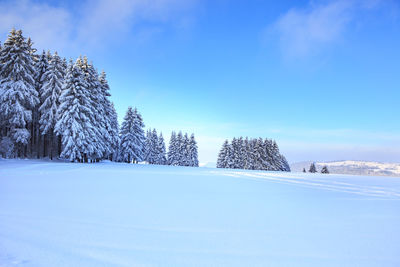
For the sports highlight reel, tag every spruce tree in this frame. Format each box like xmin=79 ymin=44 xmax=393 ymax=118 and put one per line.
xmin=54 ymin=59 xmax=93 ymax=162
xmin=144 ymin=129 xmax=152 ymax=163
xmin=76 ymin=56 xmax=105 ymax=160
xmin=0 ymin=29 xmax=38 ymax=157
xmin=99 ymin=71 xmax=119 ymax=160
xmin=109 ymin=103 xmax=120 ymax=161
xmin=119 ymin=107 xmax=145 ymax=163
xmin=168 ymin=131 xmax=178 ymax=165
xmin=182 ymin=133 xmax=190 ymax=166
xmin=217 ymin=140 xmax=229 ymax=168
xmin=321 ymin=166 xmax=329 ymax=174
xmin=309 ymin=163 xmax=317 ymax=173
xmin=175 ymin=131 xmax=184 ymax=166
xmin=39 ymin=52 xmax=63 ymax=160
xmin=34 ymin=50 xmax=49 ymax=158
xmin=188 ymin=133 xmax=199 ymax=167
xmin=157 ymin=132 xmax=167 ymax=165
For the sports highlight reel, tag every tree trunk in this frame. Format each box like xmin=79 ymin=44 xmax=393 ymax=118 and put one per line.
xmin=49 ymin=131 xmax=53 ymax=160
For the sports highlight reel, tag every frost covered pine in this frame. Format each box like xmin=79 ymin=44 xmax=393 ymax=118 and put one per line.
xmin=217 ymin=137 xmax=290 ymax=172
xmin=157 ymin=132 xmax=167 ymax=165
xmin=189 ymin=134 xmax=199 ymax=167
xmin=309 ymin=163 xmax=317 ymax=173
xmin=99 ymin=70 xmax=119 ymax=160
xmin=119 ymin=107 xmax=146 ymax=163
xmin=54 ymin=59 xmax=93 ymax=162
xmin=167 ymin=131 xmax=178 ymax=165
xmin=217 ymin=140 xmax=230 ymax=168
xmin=167 ymin=131 xmax=198 ymax=167
xmin=0 ymin=29 xmax=39 ymax=156
xmin=39 ymin=52 xmax=63 ymax=159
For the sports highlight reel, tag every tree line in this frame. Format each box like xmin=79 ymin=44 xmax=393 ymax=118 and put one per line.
xmin=0 ymin=28 xmax=199 ymax=166
xmin=217 ymin=137 xmax=290 ymax=171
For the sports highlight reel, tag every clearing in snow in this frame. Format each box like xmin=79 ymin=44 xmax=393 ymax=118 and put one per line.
xmin=0 ymin=160 xmax=399 ymax=266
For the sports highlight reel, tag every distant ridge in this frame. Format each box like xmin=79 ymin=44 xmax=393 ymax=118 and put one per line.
xmin=199 ymin=162 xmax=217 ymax=168
xmin=290 ymin=160 xmax=400 ymax=177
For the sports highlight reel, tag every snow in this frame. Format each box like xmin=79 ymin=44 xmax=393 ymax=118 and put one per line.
xmin=1 ymin=160 xmax=400 ymax=266
xmin=291 ymin=160 xmax=400 ymax=177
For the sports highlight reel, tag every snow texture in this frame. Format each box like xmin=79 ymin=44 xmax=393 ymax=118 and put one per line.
xmin=291 ymin=160 xmax=400 ymax=177
xmin=0 ymin=159 xmax=399 ymax=266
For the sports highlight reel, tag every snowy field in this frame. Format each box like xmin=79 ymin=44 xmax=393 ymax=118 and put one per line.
xmin=1 ymin=160 xmax=400 ymax=266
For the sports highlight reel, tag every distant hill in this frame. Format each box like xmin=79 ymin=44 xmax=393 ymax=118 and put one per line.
xmin=290 ymin=160 xmax=400 ymax=177
xmin=199 ymin=162 xmax=217 ymax=168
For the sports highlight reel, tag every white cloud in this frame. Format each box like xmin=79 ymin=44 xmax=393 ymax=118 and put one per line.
xmin=0 ymin=0 xmax=72 ymax=52
xmin=270 ymin=0 xmax=392 ymax=59
xmin=0 ymin=0 xmax=197 ymax=54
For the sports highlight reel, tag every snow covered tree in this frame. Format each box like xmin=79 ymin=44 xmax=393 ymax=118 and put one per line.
xmin=157 ymin=132 xmax=167 ymax=165
xmin=309 ymin=163 xmax=317 ymax=173
xmin=145 ymin=129 xmax=159 ymax=164
xmin=0 ymin=29 xmax=39 ymax=157
xmin=0 ymin=136 xmax=14 ymax=158
xmin=217 ymin=140 xmax=229 ymax=168
xmin=55 ymin=59 xmax=94 ymax=162
xmin=76 ymin=56 xmax=105 ymax=160
xmin=279 ymin=155 xmax=291 ymax=172
xmin=175 ymin=131 xmax=184 ymax=165
xmin=144 ymin=129 xmax=151 ymax=162
xmin=188 ymin=133 xmax=199 ymax=167
xmin=182 ymin=133 xmax=190 ymax=166
xmin=217 ymin=136 xmax=290 ymax=172
xmin=168 ymin=131 xmax=179 ymax=165
xmin=99 ymin=70 xmax=119 ymax=160
xmin=33 ymin=50 xmax=49 ymax=158
xmin=39 ymin=51 xmax=63 ymax=159
xmin=321 ymin=165 xmax=329 ymax=174
xmin=119 ymin=107 xmax=145 ymax=163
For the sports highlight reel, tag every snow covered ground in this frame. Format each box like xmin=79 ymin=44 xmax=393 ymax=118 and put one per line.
xmin=1 ymin=160 xmax=399 ymax=266
xmin=291 ymin=160 xmax=400 ymax=177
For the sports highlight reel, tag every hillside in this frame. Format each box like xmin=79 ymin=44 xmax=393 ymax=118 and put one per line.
xmin=1 ymin=160 xmax=399 ymax=266
xmin=291 ymin=160 xmax=400 ymax=177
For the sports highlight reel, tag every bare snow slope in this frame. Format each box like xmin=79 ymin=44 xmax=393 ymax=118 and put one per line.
xmin=291 ymin=160 xmax=400 ymax=177
xmin=1 ymin=160 xmax=400 ymax=266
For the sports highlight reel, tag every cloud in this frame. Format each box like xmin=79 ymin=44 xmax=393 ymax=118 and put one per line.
xmin=0 ymin=0 xmax=73 ymax=52
xmin=270 ymin=0 xmax=392 ymax=59
xmin=0 ymin=0 xmax=197 ymax=54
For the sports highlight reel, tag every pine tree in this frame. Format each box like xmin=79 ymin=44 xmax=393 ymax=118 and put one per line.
xmin=146 ymin=129 xmax=159 ymax=164
xmin=99 ymin=70 xmax=118 ymax=160
xmin=217 ymin=140 xmax=230 ymax=168
xmin=157 ymin=132 xmax=167 ymax=165
xmin=182 ymin=133 xmax=190 ymax=166
xmin=39 ymin=52 xmax=63 ymax=160
xmin=188 ymin=133 xmax=199 ymax=167
xmin=144 ymin=129 xmax=152 ymax=163
xmin=168 ymin=131 xmax=178 ymax=165
xmin=279 ymin=155 xmax=291 ymax=172
xmin=76 ymin=56 xmax=105 ymax=160
xmin=54 ymin=59 xmax=93 ymax=162
xmin=0 ymin=29 xmax=39 ymax=157
xmin=303 ymin=168 xmax=306 ymax=173
xmin=109 ymin=103 xmax=120 ymax=161
xmin=175 ymin=131 xmax=184 ymax=166
xmin=309 ymin=163 xmax=317 ymax=173
xmin=321 ymin=165 xmax=329 ymax=174
xmin=119 ymin=107 xmax=145 ymax=163
xmin=33 ymin=50 xmax=49 ymax=158
xmin=217 ymin=136 xmax=290 ymax=172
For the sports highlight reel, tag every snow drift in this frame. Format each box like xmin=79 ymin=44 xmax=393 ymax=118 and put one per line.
xmin=0 ymin=159 xmax=399 ymax=266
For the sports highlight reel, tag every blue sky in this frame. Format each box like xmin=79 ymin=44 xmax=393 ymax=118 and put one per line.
xmin=1 ymin=0 xmax=399 ymax=164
